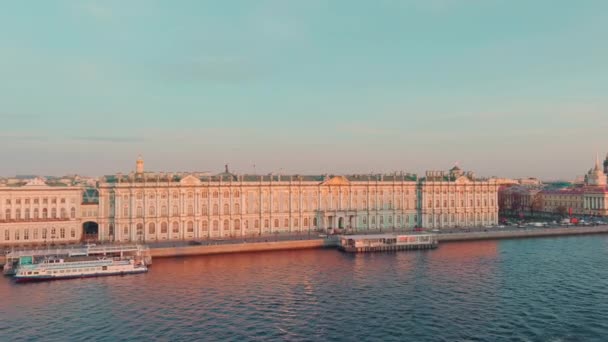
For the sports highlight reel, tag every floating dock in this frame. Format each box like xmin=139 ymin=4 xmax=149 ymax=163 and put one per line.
xmin=338 ymin=234 xmax=438 ymax=253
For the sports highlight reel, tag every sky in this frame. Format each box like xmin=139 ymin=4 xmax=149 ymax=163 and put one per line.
xmin=1 ymin=0 xmax=607 ymax=179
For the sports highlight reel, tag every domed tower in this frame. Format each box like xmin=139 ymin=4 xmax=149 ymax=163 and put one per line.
xmin=136 ymin=155 xmax=144 ymax=174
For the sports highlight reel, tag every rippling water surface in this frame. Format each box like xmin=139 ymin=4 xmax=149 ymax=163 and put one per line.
xmin=3 ymin=235 xmax=608 ymax=341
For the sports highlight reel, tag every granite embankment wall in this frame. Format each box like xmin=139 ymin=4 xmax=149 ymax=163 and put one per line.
xmin=437 ymin=226 xmax=608 ymax=242
xmin=150 ymin=239 xmax=334 ymax=258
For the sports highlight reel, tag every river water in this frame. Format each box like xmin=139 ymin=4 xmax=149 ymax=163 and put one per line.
xmin=2 ymin=235 xmax=608 ymax=342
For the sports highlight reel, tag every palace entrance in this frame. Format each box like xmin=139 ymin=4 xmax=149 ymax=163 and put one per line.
xmin=82 ymin=221 xmax=99 ymax=242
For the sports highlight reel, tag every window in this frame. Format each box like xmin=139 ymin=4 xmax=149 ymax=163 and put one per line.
xmin=51 ymin=208 xmax=57 ymax=219
xmin=234 ymin=190 xmax=240 ymax=198
xmin=109 ymin=224 xmax=114 ymax=236
xmin=235 ymin=203 xmax=240 ymax=214
xmin=213 ymin=191 xmax=218 ymax=198
xmin=284 ymin=218 xmax=289 ymax=227
xmin=187 ymin=221 xmax=194 ymax=233
xmin=149 ymin=223 xmax=156 ymax=234
xmin=161 ymin=222 xmax=168 ymax=233
xmin=33 ymin=228 xmax=38 ymax=239
xmin=70 ymin=207 xmax=76 ymax=219
xmin=187 ymin=205 xmax=194 ymax=216
xmin=274 ymin=219 xmax=279 ymax=228
xmin=264 ymin=219 xmax=269 ymax=228
xmin=61 ymin=208 xmax=67 ymax=219
xmin=234 ymin=219 xmax=240 ymax=230
xmin=25 ymin=208 xmax=30 ymax=220
xmin=123 ymin=206 xmax=129 ymax=217
xmin=60 ymin=228 xmax=65 ymax=238
xmin=149 ymin=206 xmax=156 ymax=216
xmin=294 ymin=219 xmax=299 ymax=227
xmin=71 ymin=229 xmax=75 ymax=238
xmin=124 ymin=226 xmax=129 ymax=236
xmin=42 ymin=228 xmax=47 ymax=239
xmin=137 ymin=206 xmax=143 ymax=218
xmin=255 ymin=219 xmax=260 ymax=229
xmin=223 ymin=203 xmax=230 ymax=215
xmin=15 ymin=230 xmax=20 ymax=240
xmin=24 ymin=229 xmax=29 ymax=240
xmin=202 ymin=205 xmax=208 ymax=215
xmin=15 ymin=209 xmax=21 ymax=220
xmin=161 ymin=206 xmax=167 ymax=216
xmin=213 ymin=220 xmax=219 ymax=231
xmin=223 ymin=219 xmax=229 ymax=230
xmin=172 ymin=222 xmax=180 ymax=233
xmin=303 ymin=218 xmax=309 ymax=227
xmin=213 ymin=204 xmax=219 ymax=215
xmin=34 ymin=208 xmax=39 ymax=219
xmin=224 ymin=191 xmax=229 ymax=199
xmin=136 ymin=223 xmax=143 ymax=235
xmin=173 ymin=205 xmax=179 ymax=216
xmin=202 ymin=221 xmax=208 ymax=231
xmin=313 ymin=218 xmax=318 ymax=227
xmin=5 ymin=230 xmax=10 ymax=240
xmin=202 ymin=191 xmax=208 ymax=199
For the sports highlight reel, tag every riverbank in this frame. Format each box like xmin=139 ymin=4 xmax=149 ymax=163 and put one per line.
xmin=3 ymin=225 xmax=608 ymax=266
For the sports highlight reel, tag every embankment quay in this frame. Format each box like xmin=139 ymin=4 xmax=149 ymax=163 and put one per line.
xmin=3 ymin=225 xmax=608 ymax=265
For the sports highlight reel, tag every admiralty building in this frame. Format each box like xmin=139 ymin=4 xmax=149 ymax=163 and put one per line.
xmin=0 ymin=157 xmax=499 ymax=246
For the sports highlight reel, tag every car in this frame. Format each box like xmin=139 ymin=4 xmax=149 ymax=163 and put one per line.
xmin=431 ymin=229 xmax=440 ymax=233
xmin=497 ymin=225 xmax=506 ymax=229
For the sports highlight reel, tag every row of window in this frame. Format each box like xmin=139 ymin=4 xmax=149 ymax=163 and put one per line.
xmin=4 ymin=197 xmax=75 ymax=205
xmin=2 ymin=227 xmax=76 ymax=241
xmin=428 ymin=212 xmax=496 ymax=224
xmin=427 ymin=199 xmax=494 ymax=208
xmin=3 ymin=207 xmax=77 ymax=220
xmin=124 ymin=189 xmax=418 ymax=201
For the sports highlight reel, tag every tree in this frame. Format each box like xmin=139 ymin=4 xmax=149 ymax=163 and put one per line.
xmin=556 ymin=206 xmax=568 ymax=217
xmin=530 ymin=193 xmax=543 ymax=215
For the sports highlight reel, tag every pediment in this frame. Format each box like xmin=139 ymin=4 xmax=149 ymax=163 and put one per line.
xmin=180 ymin=175 xmax=202 ymax=186
xmin=321 ymin=176 xmax=350 ymax=186
xmin=454 ymin=176 xmax=471 ymax=184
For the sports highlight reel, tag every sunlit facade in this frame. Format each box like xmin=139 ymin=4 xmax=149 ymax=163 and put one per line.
xmin=0 ymin=178 xmax=84 ymax=245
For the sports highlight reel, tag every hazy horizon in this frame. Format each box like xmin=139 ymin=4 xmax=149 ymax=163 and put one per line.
xmin=1 ymin=1 xmax=606 ymax=179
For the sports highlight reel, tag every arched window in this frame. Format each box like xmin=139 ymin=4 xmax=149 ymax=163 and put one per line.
xmin=5 ymin=209 xmax=10 ymax=220
xmin=172 ymin=222 xmax=180 ymax=233
xmin=109 ymin=224 xmax=114 ymax=236
xmin=202 ymin=221 xmax=208 ymax=231
xmin=161 ymin=222 xmax=168 ymax=233
xmin=187 ymin=221 xmax=194 ymax=232
xmin=149 ymin=223 xmax=156 ymax=234
xmin=25 ymin=208 xmax=30 ymax=220
xmin=235 ymin=203 xmax=240 ymax=214
xmin=34 ymin=208 xmax=39 ymax=219
xmin=213 ymin=220 xmax=219 ymax=231
xmin=51 ymin=208 xmax=57 ymax=219
xmin=213 ymin=191 xmax=218 ymax=198
xmin=202 ymin=205 xmax=208 ymax=215
xmin=136 ymin=223 xmax=143 ymax=235
xmin=187 ymin=205 xmax=194 ymax=216
xmin=59 ymin=208 xmax=66 ymax=219
xmin=213 ymin=204 xmax=219 ymax=215
xmin=313 ymin=217 xmax=317 ymax=227
xmin=161 ymin=206 xmax=167 ymax=216
xmin=234 ymin=219 xmax=240 ymax=230
xmin=173 ymin=205 xmax=179 ymax=216
xmin=123 ymin=226 xmax=129 ymax=236
xmin=123 ymin=206 xmax=129 ymax=217
xmin=223 ymin=204 xmax=230 ymax=215
xmin=224 ymin=191 xmax=229 ymax=199
xmin=264 ymin=219 xmax=269 ymax=228
xmin=70 ymin=207 xmax=76 ymax=219
xmin=137 ymin=206 xmax=143 ymax=218
xmin=284 ymin=218 xmax=289 ymax=227
xmin=255 ymin=219 xmax=260 ymax=229
xmin=244 ymin=220 xmax=249 ymax=229
xmin=223 ymin=219 xmax=229 ymax=230
xmin=149 ymin=206 xmax=156 ymax=216
xmin=274 ymin=219 xmax=279 ymax=228
xmin=371 ymin=216 xmax=376 ymax=224
xmin=303 ymin=218 xmax=309 ymax=227
xmin=294 ymin=219 xmax=299 ymax=227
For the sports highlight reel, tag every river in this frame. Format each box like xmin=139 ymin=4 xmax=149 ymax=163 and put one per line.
xmin=2 ymin=235 xmax=608 ymax=341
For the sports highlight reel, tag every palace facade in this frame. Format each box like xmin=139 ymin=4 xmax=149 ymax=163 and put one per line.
xmin=0 ymin=157 xmax=500 ymax=246
xmin=0 ymin=178 xmax=85 ymax=246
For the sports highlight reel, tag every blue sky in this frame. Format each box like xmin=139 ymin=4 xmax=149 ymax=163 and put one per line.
xmin=1 ymin=0 xmax=607 ymax=179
